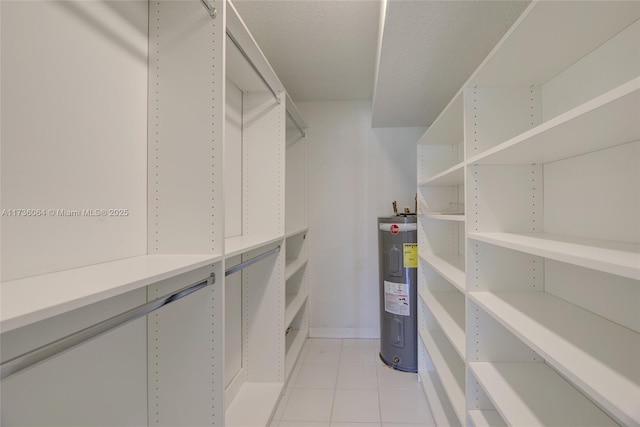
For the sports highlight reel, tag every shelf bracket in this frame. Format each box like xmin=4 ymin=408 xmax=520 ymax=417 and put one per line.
xmin=200 ymin=0 xmax=216 ymax=18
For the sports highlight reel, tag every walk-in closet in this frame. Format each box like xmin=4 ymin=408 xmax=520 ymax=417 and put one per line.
xmin=1 ymin=1 xmax=638 ymax=426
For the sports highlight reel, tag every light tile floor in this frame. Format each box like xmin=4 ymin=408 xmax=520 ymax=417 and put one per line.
xmin=271 ymin=338 xmax=435 ymax=427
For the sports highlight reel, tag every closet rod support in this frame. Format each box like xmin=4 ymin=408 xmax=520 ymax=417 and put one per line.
xmin=226 ymin=30 xmax=281 ymax=104
xmin=287 ymin=110 xmax=306 ymax=137
xmin=225 ymin=245 xmax=281 ymax=277
xmin=200 ymin=0 xmax=216 ymax=17
xmin=0 ymin=274 xmax=215 ymax=381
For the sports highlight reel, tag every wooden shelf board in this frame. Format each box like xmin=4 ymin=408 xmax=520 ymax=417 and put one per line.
xmin=467 ymin=78 xmax=640 ymax=165
xmin=0 ymin=254 xmax=221 ymax=332
xmin=285 ymin=257 xmax=307 ymax=281
xmin=419 ymin=253 xmax=466 ymax=292
xmin=469 ymin=291 xmax=640 ymax=426
xmin=418 ymin=162 xmax=464 ymax=187
xmin=285 ymin=293 xmax=308 ymax=328
xmin=419 ymin=329 xmax=466 ymax=425
xmin=418 ymin=91 xmax=464 ymax=146
xmin=418 ymin=369 xmax=462 ymax=427
xmin=226 ymin=0 xmax=285 ymax=95
xmin=419 ymin=289 xmax=466 ymax=359
xmin=468 ymin=409 xmax=506 ymax=427
xmin=468 ymin=232 xmax=640 ymax=280
xmin=424 ymin=214 xmax=465 ymax=222
xmin=285 ymin=226 xmax=308 ymax=239
xmin=224 ymin=234 xmax=283 ymax=259
xmin=468 ymin=1 xmax=640 ymax=88
xmin=470 ymin=362 xmax=618 ymax=426
xmin=285 ymin=327 xmax=307 ymax=381
xmin=225 ymin=382 xmax=284 ymax=427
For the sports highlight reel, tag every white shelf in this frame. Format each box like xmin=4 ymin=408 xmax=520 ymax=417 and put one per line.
xmin=225 ymin=382 xmax=284 ymax=427
xmin=468 ymin=409 xmax=506 ymax=427
xmin=468 ymin=232 xmax=640 ymax=280
xmin=285 ymin=293 xmax=308 ymax=329
xmin=424 ymin=214 xmax=465 ymax=222
xmin=285 ymin=257 xmax=307 ymax=281
xmin=224 ymin=234 xmax=284 ymax=258
xmin=418 ymin=162 xmax=464 ymax=187
xmin=468 ymin=1 xmax=640 ymax=88
xmin=467 ymin=78 xmax=640 ymax=165
xmin=285 ymin=327 xmax=307 ymax=380
xmin=419 ymin=290 xmax=465 ymax=360
xmin=419 ymin=253 xmax=466 ymax=292
xmin=285 ymin=226 xmax=308 ymax=239
xmin=469 ymin=291 xmax=640 ymax=427
xmin=418 ymin=369 xmax=462 ymax=427
xmin=0 ymin=254 xmax=221 ymax=332
xmin=418 ymin=91 xmax=463 ymax=146
xmin=470 ymin=362 xmax=618 ymax=426
xmin=419 ymin=329 xmax=466 ymax=425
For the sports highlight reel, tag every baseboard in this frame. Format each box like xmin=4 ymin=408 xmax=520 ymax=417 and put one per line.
xmin=309 ymin=327 xmax=380 ymax=339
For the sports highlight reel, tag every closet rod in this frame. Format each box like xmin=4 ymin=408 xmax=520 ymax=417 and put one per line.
xmin=287 ymin=110 xmax=306 ymax=138
xmin=225 ymin=245 xmax=281 ymax=277
xmin=226 ymin=30 xmax=281 ymax=104
xmin=0 ymin=275 xmax=215 ymax=381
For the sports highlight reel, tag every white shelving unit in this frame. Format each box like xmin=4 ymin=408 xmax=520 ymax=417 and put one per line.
xmin=417 ymin=2 xmax=640 ymax=426
xmin=283 ymin=94 xmax=309 ymax=382
xmin=1 ymin=1 xmax=308 ymax=426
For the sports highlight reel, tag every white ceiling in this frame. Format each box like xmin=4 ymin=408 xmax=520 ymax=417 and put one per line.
xmin=233 ymin=0 xmax=530 ymax=128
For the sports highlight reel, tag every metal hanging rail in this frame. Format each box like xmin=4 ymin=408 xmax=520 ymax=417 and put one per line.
xmin=0 ymin=274 xmax=215 ymax=381
xmin=210 ymin=4 xmax=307 ymax=136
xmin=225 ymin=245 xmax=281 ymax=277
xmin=226 ymin=30 xmax=281 ymax=104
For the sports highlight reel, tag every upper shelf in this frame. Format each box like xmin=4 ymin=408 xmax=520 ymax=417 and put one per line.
xmin=285 ymin=226 xmax=308 ymax=239
xmin=467 ymin=78 xmax=640 ymax=165
xmin=468 ymin=232 xmax=640 ymax=280
xmin=0 ymin=254 xmax=221 ymax=333
xmin=467 ymin=1 xmax=640 ymax=87
xmin=418 ymin=92 xmax=463 ymax=146
xmin=418 ymin=162 xmax=464 ymax=187
xmin=226 ymin=0 xmax=284 ymax=95
xmin=224 ymin=234 xmax=283 ymax=259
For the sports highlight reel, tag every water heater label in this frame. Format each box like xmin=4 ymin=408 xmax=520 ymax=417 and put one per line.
xmin=403 ymin=243 xmax=418 ymax=268
xmin=384 ymin=281 xmax=410 ymax=316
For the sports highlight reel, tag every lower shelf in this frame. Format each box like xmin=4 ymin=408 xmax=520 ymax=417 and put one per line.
xmin=285 ymin=327 xmax=307 ymax=380
xmin=468 ymin=409 xmax=507 ymax=427
xmin=469 ymin=291 xmax=639 ymax=426
xmin=419 ymin=329 xmax=465 ymax=424
xmin=225 ymin=382 xmax=284 ymax=427
xmin=470 ymin=362 xmax=617 ymax=426
xmin=418 ymin=368 xmax=462 ymax=427
xmin=419 ymin=252 xmax=465 ymax=292
xmin=419 ymin=289 xmax=466 ymax=359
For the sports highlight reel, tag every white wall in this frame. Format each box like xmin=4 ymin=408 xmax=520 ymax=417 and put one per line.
xmin=297 ymin=101 xmax=425 ymax=338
